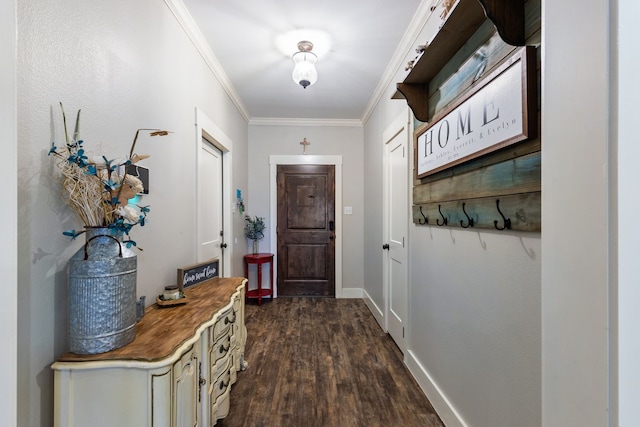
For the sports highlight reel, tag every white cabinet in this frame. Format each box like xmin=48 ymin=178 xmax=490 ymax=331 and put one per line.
xmin=173 ymin=343 xmax=201 ymax=427
xmin=52 ymin=278 xmax=247 ymax=427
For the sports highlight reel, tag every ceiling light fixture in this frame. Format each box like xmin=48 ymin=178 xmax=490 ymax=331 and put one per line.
xmin=292 ymin=41 xmax=318 ymax=89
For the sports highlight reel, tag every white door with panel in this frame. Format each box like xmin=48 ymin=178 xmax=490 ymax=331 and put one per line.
xmin=383 ymin=110 xmax=410 ymax=353
xmin=198 ymin=140 xmax=224 ymax=267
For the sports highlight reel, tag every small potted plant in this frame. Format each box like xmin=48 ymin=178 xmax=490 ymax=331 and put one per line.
xmin=244 ymin=215 xmax=265 ymax=254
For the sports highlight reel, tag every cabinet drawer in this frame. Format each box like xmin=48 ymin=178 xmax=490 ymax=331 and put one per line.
xmin=211 ymin=358 xmax=233 ymax=402
xmin=209 ymin=332 xmax=232 ymax=370
xmin=210 ymin=307 xmax=235 ymax=342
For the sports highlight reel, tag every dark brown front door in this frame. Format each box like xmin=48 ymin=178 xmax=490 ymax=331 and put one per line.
xmin=277 ymin=164 xmax=335 ymax=297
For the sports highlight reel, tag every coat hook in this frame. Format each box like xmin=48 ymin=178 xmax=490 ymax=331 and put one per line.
xmin=418 ymin=206 xmax=428 ymax=225
xmin=493 ymin=199 xmax=512 ymax=230
xmin=460 ymin=202 xmax=474 ymax=228
xmin=436 ymin=204 xmax=448 ymax=226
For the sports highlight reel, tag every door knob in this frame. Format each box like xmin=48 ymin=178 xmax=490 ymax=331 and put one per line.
xmin=220 ymin=243 xmax=228 ymax=249
xmin=382 ymin=243 xmax=390 ymax=250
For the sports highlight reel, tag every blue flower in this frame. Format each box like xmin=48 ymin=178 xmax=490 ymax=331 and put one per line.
xmin=62 ymin=229 xmax=83 ymax=240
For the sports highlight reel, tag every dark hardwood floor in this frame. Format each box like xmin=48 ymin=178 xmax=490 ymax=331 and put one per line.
xmin=218 ymin=297 xmax=444 ymax=427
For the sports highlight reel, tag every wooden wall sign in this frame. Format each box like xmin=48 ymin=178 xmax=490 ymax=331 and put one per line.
xmin=177 ymin=258 xmax=219 ymax=290
xmin=416 ymin=46 xmax=536 ymax=178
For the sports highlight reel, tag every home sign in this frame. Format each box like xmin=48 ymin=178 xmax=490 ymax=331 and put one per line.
xmin=416 ymin=47 xmax=536 ymax=178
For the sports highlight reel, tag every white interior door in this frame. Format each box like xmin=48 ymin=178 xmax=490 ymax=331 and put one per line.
xmin=198 ymin=140 xmax=223 ymax=265
xmin=383 ymin=110 xmax=410 ymax=353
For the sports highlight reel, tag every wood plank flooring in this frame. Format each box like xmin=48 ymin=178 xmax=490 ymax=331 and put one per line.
xmin=218 ymin=297 xmax=444 ymax=427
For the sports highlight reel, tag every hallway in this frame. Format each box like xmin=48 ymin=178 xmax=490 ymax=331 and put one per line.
xmin=219 ymin=297 xmax=443 ymax=427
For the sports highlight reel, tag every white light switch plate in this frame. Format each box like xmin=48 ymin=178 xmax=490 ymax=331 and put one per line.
xmin=344 ymin=206 xmax=353 ymax=215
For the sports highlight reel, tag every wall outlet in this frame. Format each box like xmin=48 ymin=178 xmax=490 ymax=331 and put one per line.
xmin=344 ymin=206 xmax=353 ymax=215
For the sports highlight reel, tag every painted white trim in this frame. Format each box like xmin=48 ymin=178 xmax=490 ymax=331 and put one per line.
xmin=340 ymin=288 xmax=364 ymax=299
xmin=195 ymin=108 xmax=233 ymax=277
xmin=250 ymin=117 xmax=363 ymax=127
xmin=363 ymin=289 xmax=385 ymax=330
xmin=269 ymin=155 xmax=343 ymax=297
xmin=361 ymin=0 xmax=435 ymax=125
xmin=405 ymin=350 xmax=468 ymax=427
xmin=1 ymin=0 xmax=17 ymax=425
xmin=164 ymin=0 xmax=250 ymax=123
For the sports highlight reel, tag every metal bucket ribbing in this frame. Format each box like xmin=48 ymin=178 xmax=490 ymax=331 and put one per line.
xmin=68 ymin=228 xmax=137 ymax=354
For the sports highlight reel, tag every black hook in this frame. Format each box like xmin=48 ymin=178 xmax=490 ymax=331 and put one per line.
xmin=460 ymin=202 xmax=474 ymax=228
xmin=436 ymin=204 xmax=448 ymax=226
xmin=418 ymin=206 xmax=428 ymax=225
xmin=493 ymin=199 xmax=512 ymax=230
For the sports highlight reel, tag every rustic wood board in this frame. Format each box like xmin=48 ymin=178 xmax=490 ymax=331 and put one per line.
xmin=56 ymin=277 xmax=246 ymax=363
xmin=413 ymin=192 xmax=541 ymax=232
xmin=429 ymin=31 xmax=516 ymax=117
xmin=414 ymin=152 xmax=540 ymax=204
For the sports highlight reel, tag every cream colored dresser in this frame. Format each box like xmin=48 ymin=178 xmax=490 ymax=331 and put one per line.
xmin=52 ymin=277 xmax=247 ymax=427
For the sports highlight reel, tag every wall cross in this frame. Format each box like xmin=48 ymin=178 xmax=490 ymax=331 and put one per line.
xmin=300 ymin=137 xmax=311 ymax=155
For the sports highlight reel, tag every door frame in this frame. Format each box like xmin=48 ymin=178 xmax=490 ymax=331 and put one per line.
xmin=195 ymin=107 xmax=233 ymax=276
xmin=269 ymin=155 xmax=344 ymax=297
xmin=382 ymin=109 xmax=411 ymax=342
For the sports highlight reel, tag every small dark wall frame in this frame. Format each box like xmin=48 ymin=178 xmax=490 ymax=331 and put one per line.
xmin=125 ymin=164 xmax=150 ymax=195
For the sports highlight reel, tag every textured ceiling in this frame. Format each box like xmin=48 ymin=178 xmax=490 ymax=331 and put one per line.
xmin=182 ymin=0 xmax=424 ymax=121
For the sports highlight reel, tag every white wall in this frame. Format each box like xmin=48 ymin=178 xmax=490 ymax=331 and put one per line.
xmin=16 ymin=0 xmax=248 ymax=424
xmin=541 ymin=1 xmax=611 ymax=425
xmin=408 ymin=229 xmax=541 ymax=426
xmin=363 ymin=7 xmax=542 ymax=427
xmin=1 ymin=0 xmax=17 ymax=426
xmin=247 ymin=124 xmax=364 ymax=295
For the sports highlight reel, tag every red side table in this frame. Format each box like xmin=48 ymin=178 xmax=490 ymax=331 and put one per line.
xmin=244 ymin=253 xmax=274 ymax=306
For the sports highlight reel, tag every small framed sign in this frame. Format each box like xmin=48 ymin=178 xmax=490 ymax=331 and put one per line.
xmin=177 ymin=258 xmax=219 ymax=290
xmin=125 ymin=164 xmax=149 ymax=194
xmin=415 ymin=46 xmax=536 ymax=178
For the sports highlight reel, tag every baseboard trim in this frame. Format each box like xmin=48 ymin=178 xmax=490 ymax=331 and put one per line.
xmin=405 ymin=350 xmax=468 ymax=427
xmin=362 ymin=289 xmax=385 ymax=330
xmin=339 ymin=288 xmax=363 ymax=299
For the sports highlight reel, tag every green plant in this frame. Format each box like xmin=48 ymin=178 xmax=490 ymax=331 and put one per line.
xmin=244 ymin=215 xmax=265 ymax=241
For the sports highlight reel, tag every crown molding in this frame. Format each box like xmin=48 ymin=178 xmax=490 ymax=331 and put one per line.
xmin=249 ymin=117 xmax=363 ymax=127
xmin=361 ymin=0 xmax=435 ymax=125
xmin=164 ymin=0 xmax=251 ymax=124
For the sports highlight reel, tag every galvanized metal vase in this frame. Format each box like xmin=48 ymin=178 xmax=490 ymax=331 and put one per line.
xmin=68 ymin=227 xmax=137 ymax=354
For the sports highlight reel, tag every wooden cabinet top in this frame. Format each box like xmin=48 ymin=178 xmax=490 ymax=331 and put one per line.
xmin=54 ymin=277 xmax=246 ymax=366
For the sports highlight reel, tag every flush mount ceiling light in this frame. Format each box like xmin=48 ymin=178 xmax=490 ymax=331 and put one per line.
xmin=292 ymin=41 xmax=318 ymax=89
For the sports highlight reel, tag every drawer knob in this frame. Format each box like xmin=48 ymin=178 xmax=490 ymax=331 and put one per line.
xmin=224 ymin=313 xmax=237 ymax=325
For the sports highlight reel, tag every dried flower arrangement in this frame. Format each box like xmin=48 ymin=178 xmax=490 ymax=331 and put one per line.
xmin=48 ymin=103 xmax=169 ymax=248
